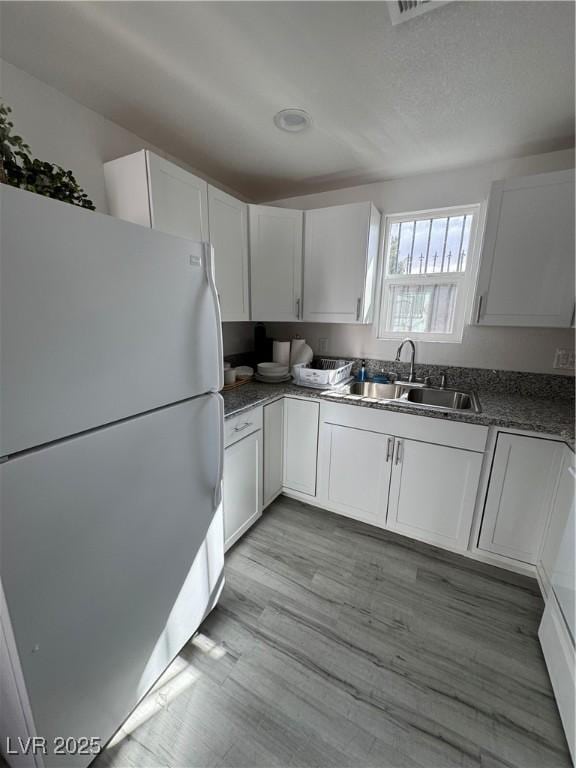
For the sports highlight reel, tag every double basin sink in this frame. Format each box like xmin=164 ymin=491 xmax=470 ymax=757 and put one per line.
xmin=333 ymin=380 xmax=481 ymax=413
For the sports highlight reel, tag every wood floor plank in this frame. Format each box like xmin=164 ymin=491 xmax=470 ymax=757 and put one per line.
xmin=93 ymin=496 xmax=571 ymax=768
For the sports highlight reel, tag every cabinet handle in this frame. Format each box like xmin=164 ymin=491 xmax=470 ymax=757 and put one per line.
xmin=295 ymin=298 xmax=301 ymax=319
xmin=386 ymin=437 xmax=394 ymax=463
xmin=356 ymin=297 xmax=362 ymax=321
xmin=476 ymin=294 xmax=484 ymax=323
xmin=394 ymin=439 xmax=403 ymax=465
xmin=234 ymin=421 xmax=253 ymax=433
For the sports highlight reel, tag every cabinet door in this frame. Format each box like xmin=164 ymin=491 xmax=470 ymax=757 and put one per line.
xmin=476 ymin=169 xmax=575 ymax=327
xmin=540 ymin=448 xmax=575 ymax=595
xmin=303 ymin=202 xmax=380 ymax=324
xmin=479 ymin=434 xmax=564 ymax=564
xmin=208 ymin=186 xmax=249 ymax=321
xmin=249 ymin=206 xmax=303 ymax=322
xmin=388 ymin=439 xmax=482 ymax=551
xmin=283 ymin=398 xmax=319 ymax=496
xmin=263 ymin=399 xmax=284 ymax=507
xmin=146 ymin=152 xmax=209 ymax=242
xmin=319 ymin=423 xmax=393 ymax=526
xmin=223 ymin=430 xmax=262 ymax=551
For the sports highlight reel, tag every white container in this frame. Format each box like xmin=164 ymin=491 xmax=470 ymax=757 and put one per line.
xmin=292 ymin=359 xmax=354 ymax=389
xmin=224 ymin=368 xmax=237 ymax=385
xmin=273 ymin=341 xmax=291 ymax=366
xmin=235 ymin=366 xmax=254 ymax=380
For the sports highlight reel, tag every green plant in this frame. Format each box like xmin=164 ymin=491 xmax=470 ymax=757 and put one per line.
xmin=0 ymin=103 xmax=95 ymax=210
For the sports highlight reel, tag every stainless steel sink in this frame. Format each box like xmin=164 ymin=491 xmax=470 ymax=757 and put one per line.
xmin=332 ymin=380 xmax=481 ymax=413
xmin=344 ymin=381 xmax=407 ymax=399
xmin=404 ymin=387 xmax=480 ymax=412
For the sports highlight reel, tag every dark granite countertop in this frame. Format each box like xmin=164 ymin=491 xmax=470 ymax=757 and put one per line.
xmin=222 ymin=381 xmax=574 ymax=448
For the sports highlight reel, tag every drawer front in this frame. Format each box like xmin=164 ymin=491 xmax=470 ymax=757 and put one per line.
xmin=225 ymin=406 xmax=263 ymax=448
xmin=320 ymin=401 xmax=488 ymax=453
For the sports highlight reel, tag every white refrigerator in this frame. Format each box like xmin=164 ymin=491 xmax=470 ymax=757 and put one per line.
xmin=0 ymin=185 xmax=225 ymax=767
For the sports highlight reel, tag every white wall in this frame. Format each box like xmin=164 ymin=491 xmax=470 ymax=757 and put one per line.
xmin=222 ymin=322 xmax=254 ymax=356
xmin=2 ymin=60 xmax=573 ymax=371
xmin=0 ymin=59 xmax=242 ymax=213
xmin=267 ymin=150 xmax=575 ymax=375
xmin=1 ymin=59 xmax=250 ymax=354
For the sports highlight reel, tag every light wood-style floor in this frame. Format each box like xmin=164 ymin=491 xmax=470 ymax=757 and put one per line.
xmin=95 ymin=496 xmax=571 ymax=768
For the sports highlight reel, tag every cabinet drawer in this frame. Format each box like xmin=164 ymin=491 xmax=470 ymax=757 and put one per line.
xmin=320 ymin=401 xmax=487 ymax=452
xmin=225 ymin=407 xmax=263 ymax=448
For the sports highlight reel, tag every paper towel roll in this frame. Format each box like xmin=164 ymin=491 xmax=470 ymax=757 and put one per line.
xmin=290 ymin=338 xmax=306 ymax=365
xmin=290 ymin=339 xmax=313 ymax=366
xmin=273 ymin=340 xmax=291 ymax=366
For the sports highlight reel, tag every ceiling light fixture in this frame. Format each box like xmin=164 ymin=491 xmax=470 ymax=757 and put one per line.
xmin=273 ymin=108 xmax=312 ymax=133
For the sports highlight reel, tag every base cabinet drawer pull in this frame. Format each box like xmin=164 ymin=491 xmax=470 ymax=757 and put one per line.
xmin=234 ymin=421 xmax=253 ymax=433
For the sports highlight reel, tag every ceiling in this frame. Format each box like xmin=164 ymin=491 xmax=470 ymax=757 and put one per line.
xmin=0 ymin=1 xmax=574 ymax=201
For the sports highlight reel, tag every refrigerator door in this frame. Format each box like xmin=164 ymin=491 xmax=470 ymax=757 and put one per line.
xmin=0 ymin=394 xmax=224 ymax=767
xmin=0 ymin=185 xmax=223 ymax=456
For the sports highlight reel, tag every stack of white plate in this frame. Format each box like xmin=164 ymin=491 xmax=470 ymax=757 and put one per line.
xmin=255 ymin=362 xmax=291 ymax=383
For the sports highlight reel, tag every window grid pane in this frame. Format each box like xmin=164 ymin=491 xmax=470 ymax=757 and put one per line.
xmin=387 ymin=283 xmax=457 ymax=334
xmin=387 ymin=214 xmax=472 ymax=277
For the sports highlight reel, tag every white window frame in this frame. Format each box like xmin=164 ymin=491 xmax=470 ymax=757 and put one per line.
xmin=376 ymin=204 xmax=482 ymax=343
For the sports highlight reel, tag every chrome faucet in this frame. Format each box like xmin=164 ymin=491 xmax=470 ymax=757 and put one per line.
xmin=395 ymin=338 xmax=416 ymax=383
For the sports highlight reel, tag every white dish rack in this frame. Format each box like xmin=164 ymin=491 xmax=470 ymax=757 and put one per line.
xmin=292 ymin=358 xmax=354 ymax=389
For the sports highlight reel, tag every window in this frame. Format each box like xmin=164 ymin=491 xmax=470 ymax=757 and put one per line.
xmin=377 ymin=205 xmax=481 ymax=342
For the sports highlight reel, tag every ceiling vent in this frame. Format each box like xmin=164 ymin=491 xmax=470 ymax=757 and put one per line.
xmin=387 ymin=0 xmax=452 ymax=26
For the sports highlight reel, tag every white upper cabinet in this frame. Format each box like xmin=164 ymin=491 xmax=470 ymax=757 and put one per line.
xmin=303 ymin=202 xmax=381 ymax=324
xmin=208 ymin=186 xmax=249 ymax=321
xmin=249 ymin=206 xmax=303 ymax=322
xmin=104 ymin=150 xmax=249 ymax=321
xmin=146 ymin=152 xmax=209 ymax=241
xmin=475 ymin=169 xmax=575 ymax=327
xmin=104 ymin=150 xmax=208 ymax=240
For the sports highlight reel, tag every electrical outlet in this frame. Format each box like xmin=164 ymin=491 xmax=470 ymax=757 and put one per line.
xmin=553 ymin=348 xmax=575 ymax=370
xmin=318 ymin=337 xmax=328 ymax=354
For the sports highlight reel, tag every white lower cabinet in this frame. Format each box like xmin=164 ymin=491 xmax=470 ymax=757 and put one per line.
xmin=283 ymin=398 xmax=320 ymax=496
xmin=478 ymin=433 xmax=564 ymax=564
xmin=263 ymin=399 xmax=284 ymax=506
xmin=387 ymin=439 xmax=483 ymax=551
xmin=223 ymin=408 xmax=263 ymax=551
xmin=318 ymin=422 xmax=393 ymax=526
xmin=539 ymin=446 xmax=575 ymax=595
xmin=317 ymin=401 xmax=487 ymax=552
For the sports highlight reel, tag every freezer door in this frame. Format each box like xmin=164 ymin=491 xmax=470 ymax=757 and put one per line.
xmin=0 ymin=185 xmax=223 ymax=456
xmin=0 ymin=394 xmax=224 ymax=767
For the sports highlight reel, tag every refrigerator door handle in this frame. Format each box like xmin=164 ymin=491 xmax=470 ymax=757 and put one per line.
xmin=214 ymin=393 xmax=225 ymax=509
xmin=203 ymin=243 xmax=224 ymax=392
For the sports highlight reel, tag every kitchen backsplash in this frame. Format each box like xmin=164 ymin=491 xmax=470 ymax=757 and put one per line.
xmin=224 ymin=352 xmax=574 ymax=400
xmin=351 ymin=359 xmax=575 ymax=399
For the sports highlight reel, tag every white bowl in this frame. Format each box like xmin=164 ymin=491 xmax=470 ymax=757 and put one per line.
xmin=257 ymin=362 xmax=289 ymax=377
xmin=257 ymin=369 xmax=290 ymax=380
xmin=235 ymin=365 xmax=254 ymax=379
